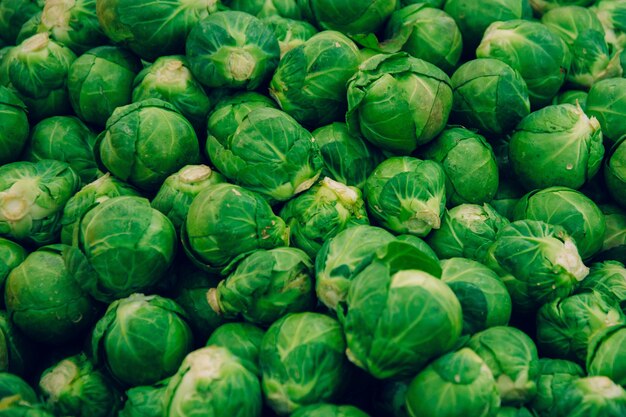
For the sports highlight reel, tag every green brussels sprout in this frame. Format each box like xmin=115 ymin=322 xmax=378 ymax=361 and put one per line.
xmin=14 ymin=11 xmax=41 ymax=45
xmin=29 ymin=0 xmax=107 ymax=54
xmin=382 ymin=4 xmax=462 ymax=74
xmin=260 ymin=312 xmax=350 ymax=415
xmin=119 ymin=379 xmax=168 ymax=417
xmin=579 ymin=261 xmax=626 ymax=312
xmin=205 ymin=107 xmax=323 ymax=203
xmin=536 ymin=292 xmax=625 ymax=363
xmin=183 ymin=184 xmax=289 ymax=273
xmin=92 ymin=294 xmax=194 ymax=387
xmin=270 ymin=31 xmax=360 ymax=127
xmin=553 ymin=376 xmax=626 ymax=417
xmin=132 ymin=55 xmax=212 ymax=133
xmin=206 ymin=92 xmax=276 ymax=143
xmin=5 ymin=244 xmax=99 ymax=344
xmin=428 ymin=203 xmax=509 ymax=262
xmin=513 ymin=187 xmax=606 ymax=260
xmin=531 ymin=0 xmax=595 ymax=15
xmin=95 ymin=99 xmax=200 ymax=192
xmin=467 ymin=326 xmax=540 ymax=405
xmin=587 ymin=78 xmax=626 ymax=144
xmin=23 ymin=116 xmax=98 ymax=185
xmin=529 ymin=358 xmax=584 ymax=417
xmin=554 ymin=89 xmax=588 ymax=108
xmin=208 ymin=248 xmax=315 ymax=325
xmin=339 ymin=266 xmax=461 ymax=379
xmin=264 ymin=16 xmax=317 ymax=58
xmin=593 ymin=0 xmax=626 ymax=49
xmin=0 ymin=160 xmax=80 ymax=246
xmin=346 ymin=53 xmax=453 ymax=154
xmin=312 ymin=123 xmax=382 ymax=189
xmin=476 ymin=20 xmax=571 ymax=108
xmin=587 ymin=325 xmax=626 ymax=386
xmin=0 ymin=373 xmax=37 ymax=405
xmin=280 ymin=178 xmax=369 ymax=258
xmin=405 ymin=348 xmax=500 ymax=417
xmin=8 ymin=33 xmax=76 ymax=120
xmin=0 ymin=403 xmax=56 ymax=417
xmin=509 ymin=104 xmax=604 ymax=191
xmin=0 ymin=0 xmax=43 ymax=45
xmin=65 ymin=196 xmax=177 ymax=302
xmin=291 ymin=404 xmax=371 ymax=417
xmin=186 ymin=11 xmax=280 ymax=90
xmin=444 ymin=0 xmax=533 ymax=50
xmin=490 ymin=177 xmax=525 ymax=221
xmin=487 ymin=220 xmax=589 ymax=312
xmin=450 ymin=59 xmax=530 ymax=137
xmin=68 ymin=46 xmax=141 ymax=127
xmin=0 ymin=312 xmax=35 ymax=377
xmin=96 ymin=0 xmax=218 ymax=61
xmin=206 ymin=322 xmax=265 ymax=376
xmin=364 ymin=156 xmax=446 ymax=236
xmin=0 ymin=239 xmax=25 ymax=293
xmin=422 ymin=127 xmax=499 ymax=205
xmin=151 ymin=165 xmax=225 ymax=231
xmin=305 ymin=0 xmax=398 ymax=36
xmin=164 ymin=346 xmax=262 ymax=417
xmin=542 ymin=6 xmax=604 ymax=45
xmin=59 ymin=173 xmax=140 ymax=245
xmin=595 ymin=206 xmax=626 ymax=264
xmin=496 ymin=407 xmax=535 ymax=417
xmin=39 ymin=353 xmax=121 ymax=417
xmin=224 ymin=0 xmax=302 ymax=19
xmin=605 ymin=135 xmax=626 ymax=208
xmin=0 ymin=87 xmax=29 ymax=166
xmin=440 ymin=258 xmax=512 ymax=335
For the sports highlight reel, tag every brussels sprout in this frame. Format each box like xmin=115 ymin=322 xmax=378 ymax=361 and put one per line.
xmin=92 ymin=294 xmax=193 ymax=387
xmin=0 ymin=0 xmax=43 ymax=45
xmin=605 ymin=135 xmax=626 ymax=208
xmin=487 ymin=220 xmax=589 ymax=312
xmin=305 ymin=0 xmax=398 ymax=36
xmin=595 ymin=206 xmax=626 ymax=264
xmin=95 ymin=99 xmax=200 ymax=192
xmin=0 ymin=87 xmax=29 ymax=166
xmin=260 ymin=312 xmax=350 ymax=415
xmin=428 ymin=203 xmax=509 ymax=262
xmin=0 ymin=239 xmax=25 ymax=292
xmin=0 ymin=403 xmax=56 ymax=417
xmin=587 ymin=325 xmax=626 ymax=386
xmin=553 ymin=376 xmax=626 ymax=417
xmin=587 ymin=78 xmax=626 ymax=144
xmin=405 ymin=348 xmax=500 ymax=417
xmin=119 ymin=379 xmax=168 ymax=417
xmin=531 ymin=0 xmax=595 ymax=15
xmin=450 ymin=59 xmax=530 ymax=136
xmin=208 ymin=248 xmax=315 ymax=325
xmin=96 ymin=0 xmax=217 ymax=61
xmin=365 ymin=157 xmax=446 ymax=236
xmin=536 ymin=292 xmax=625 ymax=363
xmin=542 ymin=6 xmax=604 ymax=45
xmin=291 ymin=404 xmax=371 ymax=417
xmin=477 ymin=20 xmax=571 ymax=108
xmin=65 ymin=196 xmax=177 ymax=302
xmin=264 ymin=16 xmax=317 ymax=58
xmin=24 ymin=116 xmax=98 ymax=185
xmin=280 ymin=178 xmax=369 ymax=258
xmin=579 ymin=261 xmax=626 ymax=312
xmin=440 ymin=258 xmax=512 ymax=335
xmin=339 ymin=265 xmax=460 ymax=379
xmin=346 ymin=53 xmax=452 ymax=154
xmin=467 ymin=326 xmax=540 ymax=405
xmin=164 ymin=346 xmax=262 ymax=417
xmin=382 ymin=4 xmax=462 ymax=74
xmin=39 ymin=353 xmax=121 ymax=417
xmin=0 ymin=312 xmax=35 ymax=377
xmin=509 ymin=104 xmax=604 ymax=191
xmin=8 ymin=33 xmax=76 ymax=120
xmin=206 ymin=107 xmax=322 ymax=203
xmin=186 ymin=11 xmax=280 ymax=90
xmin=68 ymin=46 xmax=141 ymax=127
xmin=5 ymin=244 xmax=99 ymax=344
xmin=14 ymin=11 xmax=42 ymax=45
xmin=206 ymin=323 xmax=265 ymax=376
xmin=183 ymin=184 xmax=289 ymax=273
xmin=422 ymin=128 xmax=499 ymax=205
xmin=151 ymin=165 xmax=225 ymax=231
xmin=270 ymin=31 xmax=360 ymax=127
xmin=132 ymin=56 xmax=211 ymax=133
xmin=224 ymin=0 xmax=301 ymax=18
xmin=529 ymin=358 xmax=584 ymax=417
xmin=0 ymin=373 xmax=37 ymax=405
xmin=554 ymin=89 xmax=588 ymax=108
xmin=444 ymin=0 xmax=533 ymax=50
xmin=513 ymin=187 xmax=606 ymax=260
xmin=0 ymin=160 xmax=80 ymax=246
xmin=593 ymin=0 xmax=626 ymax=48
xmin=312 ymin=123 xmax=382 ymax=189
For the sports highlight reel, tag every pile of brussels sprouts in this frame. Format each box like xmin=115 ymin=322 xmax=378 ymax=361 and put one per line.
xmin=3 ymin=0 xmax=626 ymax=416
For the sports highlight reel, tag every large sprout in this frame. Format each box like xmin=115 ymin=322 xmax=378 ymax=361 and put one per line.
xmin=578 ymin=261 xmax=626 ymax=312
xmin=206 ymin=92 xmax=276 ymax=143
xmin=0 ymin=86 xmax=29 ymax=165
xmin=586 ymin=78 xmax=626 ymax=145
xmin=587 ymin=325 xmax=626 ymax=386
xmin=264 ymin=16 xmax=317 ymax=58
xmin=592 ymin=0 xmax=626 ymax=49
